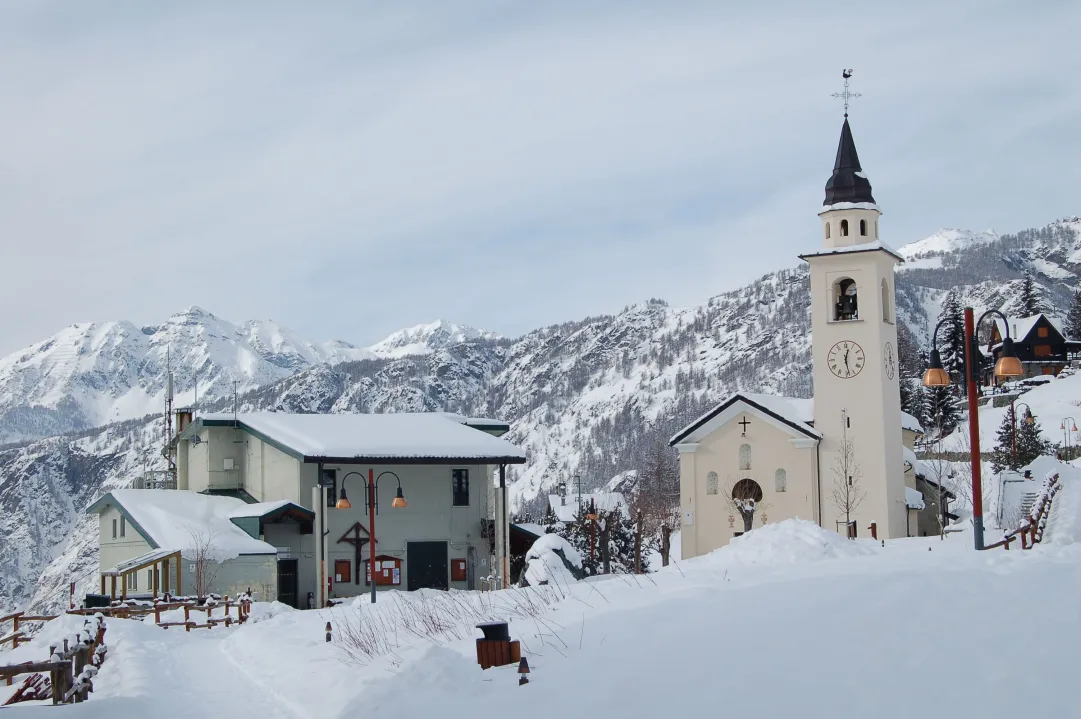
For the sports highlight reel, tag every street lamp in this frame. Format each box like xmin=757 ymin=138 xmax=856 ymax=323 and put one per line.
xmin=1010 ymin=401 xmax=1035 ymax=467
xmin=924 ymin=308 xmax=1024 ymax=550
xmin=337 ymin=470 xmax=407 ymax=604
xmin=1061 ymin=417 xmax=1078 ymax=460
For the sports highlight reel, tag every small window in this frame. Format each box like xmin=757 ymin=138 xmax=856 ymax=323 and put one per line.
xmin=147 ymin=569 xmax=154 ymax=588
xmin=321 ymin=468 xmax=337 ymax=507
xmin=112 ymin=518 xmax=117 ymax=539
xmin=840 ymin=219 xmax=849 ymax=236
xmin=775 ymin=469 xmax=787 ymax=492
xmin=127 ymin=572 xmax=137 ymax=591
xmin=881 ymin=278 xmax=891 ymax=323
xmin=1035 ymin=345 xmax=1052 ymax=357
xmin=706 ymin=471 xmax=719 ymax=495
xmin=825 ymin=222 xmax=831 ymax=240
xmin=1038 ymin=327 xmax=1049 ymax=338
xmin=739 ymin=444 xmax=751 ymax=471
xmin=334 ymin=559 xmax=352 ymax=584
xmin=859 ymin=219 xmax=867 ymax=236
xmin=120 ymin=516 xmax=126 ymax=538
xmin=452 ymin=469 xmax=469 ymax=506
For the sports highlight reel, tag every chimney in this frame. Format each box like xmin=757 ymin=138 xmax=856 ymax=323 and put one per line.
xmin=175 ymin=408 xmax=193 ymax=434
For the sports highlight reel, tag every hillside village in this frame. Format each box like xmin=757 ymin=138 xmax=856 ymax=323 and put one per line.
xmin=1 ymin=3 xmax=1080 ymax=715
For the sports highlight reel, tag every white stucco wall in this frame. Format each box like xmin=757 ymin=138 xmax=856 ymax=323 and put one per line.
xmin=679 ymin=413 xmax=818 ymax=558
xmin=807 ymin=230 xmax=907 ymax=541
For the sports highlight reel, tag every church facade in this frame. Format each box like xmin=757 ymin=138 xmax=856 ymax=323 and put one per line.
xmin=671 ymin=115 xmax=917 ymax=558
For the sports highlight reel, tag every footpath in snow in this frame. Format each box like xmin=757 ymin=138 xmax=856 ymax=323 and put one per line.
xmin=6 ymin=500 xmax=1081 ymax=718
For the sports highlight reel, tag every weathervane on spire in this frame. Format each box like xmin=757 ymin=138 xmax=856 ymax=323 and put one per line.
xmin=831 ymin=69 xmax=861 ymax=118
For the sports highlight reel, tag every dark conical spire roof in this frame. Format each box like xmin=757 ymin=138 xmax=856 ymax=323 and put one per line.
xmin=823 ymin=118 xmax=875 ymax=206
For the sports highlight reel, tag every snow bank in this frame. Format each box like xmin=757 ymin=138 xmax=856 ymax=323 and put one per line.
xmin=523 ymin=534 xmax=582 ymax=586
xmin=705 ymin=519 xmax=879 ymax=567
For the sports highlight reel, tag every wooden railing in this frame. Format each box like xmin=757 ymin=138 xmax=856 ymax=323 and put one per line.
xmin=986 ymin=473 xmax=1061 ymax=550
xmin=68 ymin=595 xmax=252 ymax=631
xmin=0 ymin=612 xmax=59 ymax=650
xmin=0 ymin=614 xmax=106 ymax=706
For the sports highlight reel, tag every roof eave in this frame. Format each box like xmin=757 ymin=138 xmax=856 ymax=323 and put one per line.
xmin=302 ymin=455 xmax=528 ymax=466
xmin=669 ymin=394 xmax=819 ymax=446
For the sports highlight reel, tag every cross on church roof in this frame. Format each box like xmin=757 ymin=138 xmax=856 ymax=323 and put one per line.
xmin=739 ymin=416 xmax=751 ymax=435
xmin=831 ymin=69 xmax=861 ymax=118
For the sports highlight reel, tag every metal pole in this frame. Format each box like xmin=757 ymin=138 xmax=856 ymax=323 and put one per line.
xmin=964 ymin=308 xmax=985 ymax=550
xmin=369 ymin=468 xmax=377 ymax=604
xmin=499 ymin=464 xmax=508 ymax=587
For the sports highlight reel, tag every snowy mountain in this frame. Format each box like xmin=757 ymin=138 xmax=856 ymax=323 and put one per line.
xmin=0 ymin=310 xmax=500 ymax=445
xmin=368 ymin=320 xmax=503 ymax=358
xmin=3 ymin=216 xmax=1081 ymax=615
xmin=899 ymin=228 xmax=1000 ymax=260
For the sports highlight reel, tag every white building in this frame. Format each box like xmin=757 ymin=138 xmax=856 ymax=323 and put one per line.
xmin=89 ymin=411 xmax=526 ymax=606
xmin=671 ymin=115 xmax=928 ymax=558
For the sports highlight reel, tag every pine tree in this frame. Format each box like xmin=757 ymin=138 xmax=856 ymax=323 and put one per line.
xmin=597 ymin=510 xmax=647 ymax=574
xmin=548 ymin=506 xmax=600 ymax=576
xmin=1015 ymin=408 xmax=1052 ymax=467
xmin=991 ymin=408 xmax=1020 ymax=473
xmin=937 ymin=291 xmax=966 ymax=383
xmin=1066 ymin=289 xmax=1081 ymax=340
xmin=923 ymin=385 xmax=959 ymax=438
xmin=1018 ymin=273 xmax=1046 ymax=317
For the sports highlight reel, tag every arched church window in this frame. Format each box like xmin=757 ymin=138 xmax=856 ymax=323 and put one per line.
xmin=881 ymin=279 xmax=891 ymax=322
xmin=775 ymin=468 xmax=787 ymax=492
xmin=739 ymin=444 xmax=751 ymax=471
xmin=833 ymin=278 xmax=858 ymax=321
xmin=859 ymin=219 xmax=867 ymax=236
xmin=840 ymin=219 xmax=849 ymax=236
xmin=825 ymin=222 xmax=831 ymax=240
xmin=706 ymin=471 xmax=718 ymax=495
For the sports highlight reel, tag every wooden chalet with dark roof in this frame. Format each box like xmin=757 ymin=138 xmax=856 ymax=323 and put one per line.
xmin=983 ymin=314 xmax=1081 ymax=384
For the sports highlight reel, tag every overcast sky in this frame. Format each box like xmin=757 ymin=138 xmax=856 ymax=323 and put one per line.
xmin=1 ymin=1 xmax=1078 ymax=355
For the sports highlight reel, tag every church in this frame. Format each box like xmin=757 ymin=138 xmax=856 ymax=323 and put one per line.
xmin=670 ymin=112 xmax=925 ymax=558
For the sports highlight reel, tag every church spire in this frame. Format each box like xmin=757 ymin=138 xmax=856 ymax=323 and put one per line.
xmin=823 ymin=118 xmax=875 ymax=206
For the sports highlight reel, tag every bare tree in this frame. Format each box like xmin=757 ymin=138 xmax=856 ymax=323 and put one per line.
xmin=722 ymin=477 xmax=765 ymax=533
xmin=946 ymin=422 xmax=992 ymax=527
xmin=829 ymin=418 xmax=865 ymax=538
xmin=633 ymin=436 xmax=681 ymax=565
xmin=921 ymin=441 xmax=953 ymax=540
xmin=186 ymin=526 xmax=220 ymax=601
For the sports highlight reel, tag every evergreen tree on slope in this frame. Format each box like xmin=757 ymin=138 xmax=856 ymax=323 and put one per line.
xmin=1015 ymin=408 xmax=1053 ymax=467
xmin=991 ymin=408 xmax=1020 ymax=474
xmin=937 ymin=291 xmax=966 ymax=384
xmin=1018 ymin=273 xmax=1047 ymax=317
xmin=1066 ymin=289 xmax=1081 ymax=340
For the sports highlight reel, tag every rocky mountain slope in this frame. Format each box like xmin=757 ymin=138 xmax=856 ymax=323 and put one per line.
xmin=2 ymin=217 xmax=1079 ymax=614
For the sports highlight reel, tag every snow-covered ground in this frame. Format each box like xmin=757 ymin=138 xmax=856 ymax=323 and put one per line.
xmin=7 ymin=485 xmax=1081 ymax=718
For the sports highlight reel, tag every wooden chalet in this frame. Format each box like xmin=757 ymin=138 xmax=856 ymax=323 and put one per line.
xmin=983 ymin=314 xmax=1081 ymax=384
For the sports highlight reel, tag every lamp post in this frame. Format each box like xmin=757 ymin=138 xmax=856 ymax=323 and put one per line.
xmin=337 ymin=470 xmax=407 ymax=604
xmin=924 ymin=308 xmax=1023 ymax=550
xmin=1011 ymin=401 xmax=1034 ymax=467
xmin=1061 ymin=417 xmax=1078 ymax=460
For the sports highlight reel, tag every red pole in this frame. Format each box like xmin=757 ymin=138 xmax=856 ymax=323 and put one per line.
xmin=964 ymin=307 xmax=985 ymax=550
xmin=590 ymin=520 xmax=596 ymax=562
xmin=1011 ymin=399 xmax=1017 ymax=467
xmin=369 ymin=468 xmax=377 ymax=603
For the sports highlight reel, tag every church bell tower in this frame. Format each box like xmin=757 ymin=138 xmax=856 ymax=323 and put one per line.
xmin=800 ymin=112 xmax=907 ymax=539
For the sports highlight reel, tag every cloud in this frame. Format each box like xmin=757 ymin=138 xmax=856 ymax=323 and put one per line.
xmin=0 ymin=1 xmax=1078 ymax=353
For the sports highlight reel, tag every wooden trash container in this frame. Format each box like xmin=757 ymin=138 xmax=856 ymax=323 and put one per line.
xmin=475 ymin=621 xmax=520 ymax=669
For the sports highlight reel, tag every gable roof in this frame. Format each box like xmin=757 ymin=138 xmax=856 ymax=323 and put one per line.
xmin=86 ymin=489 xmax=277 ymax=560
xmin=192 ymin=411 xmax=526 ymax=465
xmin=990 ymin=314 xmax=1064 ymax=347
xmin=670 ymin=392 xmax=820 ymax=446
xmin=901 ymin=412 xmax=924 ymax=433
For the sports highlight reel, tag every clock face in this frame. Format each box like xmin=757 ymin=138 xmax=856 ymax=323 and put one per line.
xmin=884 ymin=342 xmax=896 ymax=380
xmin=827 ymin=341 xmax=865 ymax=379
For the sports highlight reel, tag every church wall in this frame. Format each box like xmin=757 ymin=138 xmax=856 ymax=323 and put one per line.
xmin=680 ymin=415 xmax=817 ymax=557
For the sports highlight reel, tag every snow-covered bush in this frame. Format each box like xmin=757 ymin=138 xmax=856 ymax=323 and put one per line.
xmin=521 ymin=534 xmax=584 ymax=587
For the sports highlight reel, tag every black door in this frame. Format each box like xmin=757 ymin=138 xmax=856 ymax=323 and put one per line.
xmin=277 ymin=559 xmax=298 ymax=608
xmin=407 ymin=541 xmax=448 ymax=591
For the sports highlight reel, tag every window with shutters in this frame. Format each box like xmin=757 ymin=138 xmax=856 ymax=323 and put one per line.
xmin=1035 ymin=345 xmax=1052 ymax=357
xmin=1038 ymin=327 xmax=1049 ymax=338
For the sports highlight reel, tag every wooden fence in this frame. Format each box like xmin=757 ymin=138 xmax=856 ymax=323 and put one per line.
xmin=986 ymin=473 xmax=1061 ymax=550
xmin=0 ymin=612 xmax=59 ymax=650
xmin=0 ymin=614 xmax=106 ymax=706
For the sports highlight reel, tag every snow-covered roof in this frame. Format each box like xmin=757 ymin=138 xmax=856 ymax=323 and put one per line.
xmin=670 ymin=392 xmax=820 ymax=445
xmin=226 ymin=500 xmax=313 ymax=521
xmin=901 ymin=412 xmax=923 ymax=433
xmin=547 ymin=492 xmax=627 ymax=523
xmin=196 ymin=411 xmax=525 ymax=463
xmin=818 ymin=201 xmax=880 ymax=213
xmin=904 ymin=486 xmax=925 ymax=511
xmin=87 ymin=489 xmax=277 ymax=560
xmin=991 ymin=314 xmax=1062 ymax=346
xmin=798 ymin=239 xmax=904 ymax=263
xmin=511 ymin=522 xmax=547 ymax=539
